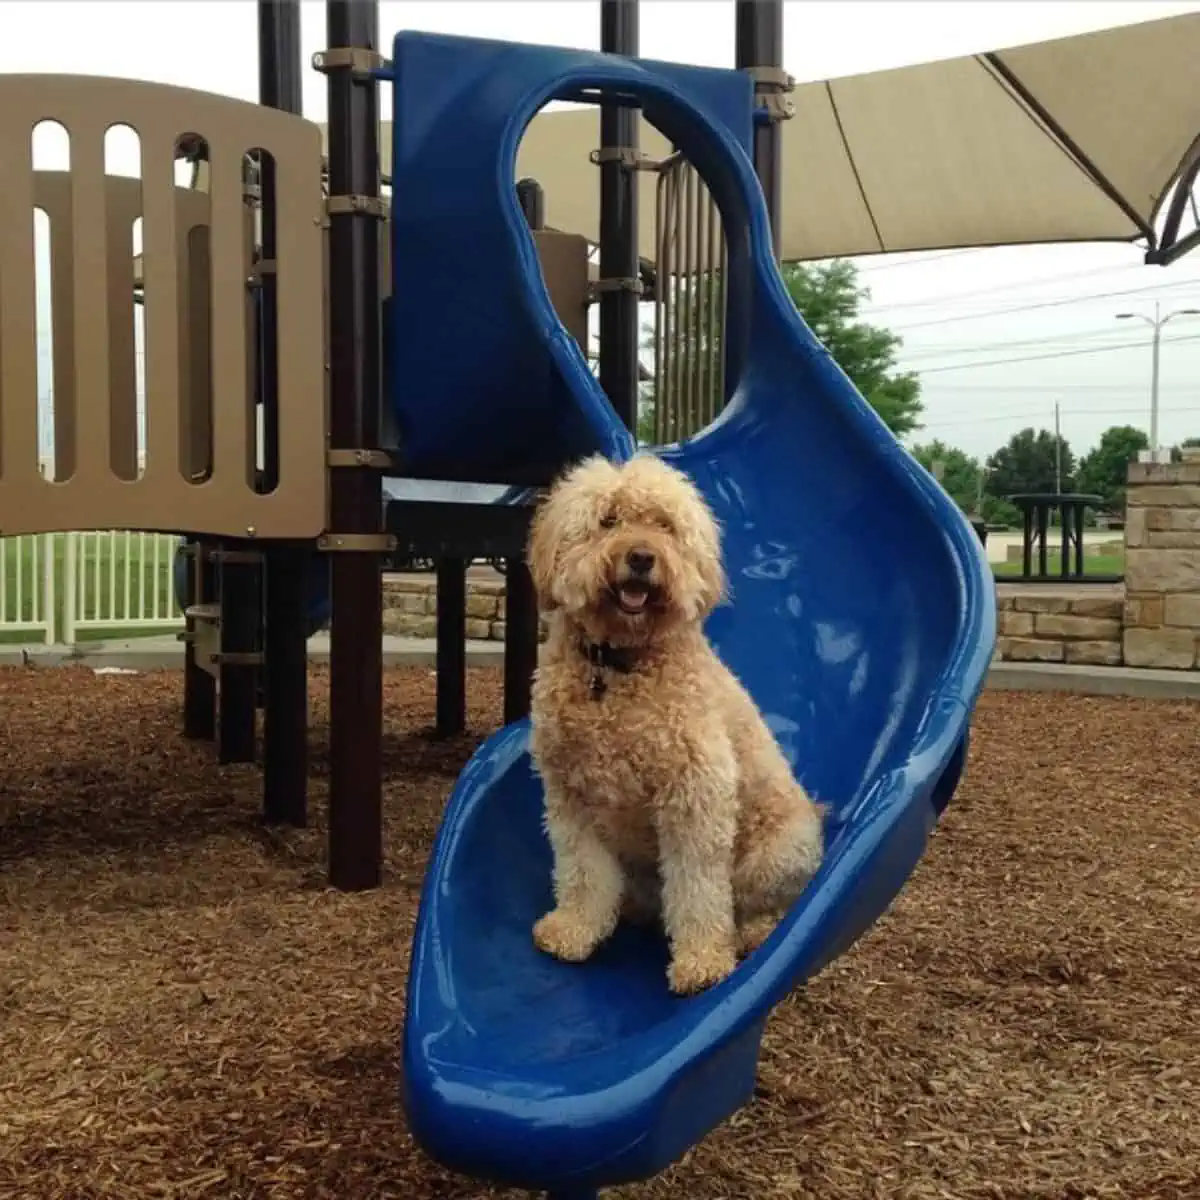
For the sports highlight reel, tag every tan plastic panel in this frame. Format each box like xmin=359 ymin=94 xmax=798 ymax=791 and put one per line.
xmin=0 ymin=75 xmax=327 ymax=538
xmin=532 ymin=229 xmax=589 ymax=351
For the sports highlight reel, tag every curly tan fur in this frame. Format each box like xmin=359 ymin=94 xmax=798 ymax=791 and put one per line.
xmin=528 ymin=453 xmax=825 ymax=995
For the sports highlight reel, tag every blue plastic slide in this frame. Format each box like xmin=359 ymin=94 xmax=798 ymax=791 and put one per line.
xmin=382 ymin=33 xmax=996 ymax=1197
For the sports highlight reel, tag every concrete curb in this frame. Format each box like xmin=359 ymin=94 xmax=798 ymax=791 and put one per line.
xmin=0 ymin=635 xmax=506 ymax=671
xmin=2 ymin=639 xmax=1198 ymax=700
xmin=985 ymin=660 xmax=1200 ymax=700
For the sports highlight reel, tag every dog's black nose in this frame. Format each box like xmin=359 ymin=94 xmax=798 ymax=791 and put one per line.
xmin=627 ymin=549 xmax=655 ymax=576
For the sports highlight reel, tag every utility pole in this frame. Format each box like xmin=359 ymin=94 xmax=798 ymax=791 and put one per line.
xmin=1116 ymin=300 xmax=1200 ymax=459
xmin=1053 ymin=401 xmax=1062 ymax=495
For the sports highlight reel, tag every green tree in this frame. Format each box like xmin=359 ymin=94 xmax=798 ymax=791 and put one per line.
xmin=985 ymin=427 xmax=1076 ymax=502
xmin=639 ymin=258 xmax=923 ymax=442
xmin=1076 ymin=424 xmax=1148 ymax=511
xmin=979 ymin=492 xmax=1022 ymax=529
xmin=910 ymin=440 xmax=982 ymax=514
xmin=782 ymin=260 xmax=923 ymax=437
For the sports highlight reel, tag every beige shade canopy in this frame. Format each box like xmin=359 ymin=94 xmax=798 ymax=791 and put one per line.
xmin=336 ymin=11 xmax=1200 ymax=265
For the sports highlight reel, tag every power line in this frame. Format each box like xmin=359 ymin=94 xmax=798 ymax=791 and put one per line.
xmin=912 ymin=331 xmax=1200 ymax=374
xmin=919 ymin=403 xmax=1199 ymax=430
xmin=857 ymin=247 xmax=994 ymax=274
xmin=861 ymin=259 xmax=1152 ymax=313
xmin=899 ymin=324 xmax=1162 ymax=362
xmin=924 ymin=383 xmax=1200 ymax=393
xmin=883 ymin=278 xmax=1200 ymax=333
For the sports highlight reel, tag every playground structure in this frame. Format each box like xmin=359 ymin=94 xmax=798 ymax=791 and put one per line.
xmin=15 ymin=2 xmax=1200 ymax=1198
xmin=0 ymin=0 xmax=786 ymax=895
xmin=0 ymin=3 xmax=989 ymax=1193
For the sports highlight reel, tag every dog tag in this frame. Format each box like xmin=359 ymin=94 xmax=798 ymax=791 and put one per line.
xmin=589 ymin=673 xmax=607 ymax=700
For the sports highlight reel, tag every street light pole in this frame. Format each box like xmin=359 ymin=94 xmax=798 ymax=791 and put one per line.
xmin=1115 ymin=300 xmax=1200 ymax=458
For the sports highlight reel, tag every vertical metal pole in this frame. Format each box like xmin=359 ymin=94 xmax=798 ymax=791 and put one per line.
xmin=326 ymin=0 xmax=384 ymax=890
xmin=217 ymin=545 xmax=260 ymax=764
xmin=259 ymin=0 xmax=309 ymax=827
xmin=736 ymin=0 xmax=784 ymax=259
xmin=504 ymin=180 xmax=544 ymax=728
xmin=504 ymin=557 xmax=538 ymax=726
xmin=435 ymin=557 xmax=467 ymax=737
xmin=1053 ymin=401 xmax=1062 ymax=495
xmin=1150 ymin=300 xmax=1162 ymax=452
xmin=599 ymin=0 xmax=640 ymax=432
xmin=516 ymin=177 xmax=545 ymax=231
xmin=182 ymin=540 xmax=216 ymax=740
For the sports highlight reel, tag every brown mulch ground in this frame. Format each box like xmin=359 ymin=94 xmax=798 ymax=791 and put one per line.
xmin=1 ymin=666 xmax=1197 ymax=1200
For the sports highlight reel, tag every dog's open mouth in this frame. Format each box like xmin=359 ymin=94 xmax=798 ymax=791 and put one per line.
xmin=612 ymin=580 xmax=655 ymax=616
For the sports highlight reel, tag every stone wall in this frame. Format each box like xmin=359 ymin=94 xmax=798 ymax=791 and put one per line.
xmin=996 ymin=590 xmax=1123 ymax=665
xmin=386 ymin=466 xmax=1200 ymax=673
xmin=391 ymin=571 xmax=1133 ymax=667
xmin=382 ymin=575 xmax=509 ymax=642
xmin=382 ymin=574 xmax=547 ymax=643
xmin=1123 ymin=455 xmax=1200 ymax=670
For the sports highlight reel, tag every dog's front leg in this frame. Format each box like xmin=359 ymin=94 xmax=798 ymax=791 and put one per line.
xmin=656 ymin=778 xmax=738 ymax=995
xmin=533 ymin=797 xmax=624 ymax=964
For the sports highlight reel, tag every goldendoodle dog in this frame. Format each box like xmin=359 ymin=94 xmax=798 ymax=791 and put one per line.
xmin=527 ymin=452 xmax=825 ymax=995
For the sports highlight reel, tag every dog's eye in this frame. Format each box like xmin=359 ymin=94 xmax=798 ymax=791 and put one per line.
xmin=599 ymin=512 xmax=618 ymax=529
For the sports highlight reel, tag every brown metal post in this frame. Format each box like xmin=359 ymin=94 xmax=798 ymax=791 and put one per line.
xmin=599 ymin=0 xmax=640 ymax=433
xmin=182 ymin=539 xmax=217 ymax=740
xmin=435 ymin=557 xmax=467 ymax=737
xmin=736 ymin=0 xmax=785 ymax=260
xmin=215 ymin=166 xmax=261 ymax=765
xmin=325 ymin=0 xmax=384 ymax=890
xmin=259 ymin=0 xmax=309 ymax=827
xmin=217 ymin=544 xmax=260 ymax=763
xmin=503 ymin=558 xmax=538 ymax=726
xmin=505 ymin=179 xmax=545 ymax=728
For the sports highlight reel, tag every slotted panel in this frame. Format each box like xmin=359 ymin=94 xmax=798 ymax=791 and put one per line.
xmin=0 ymin=75 xmax=326 ymax=539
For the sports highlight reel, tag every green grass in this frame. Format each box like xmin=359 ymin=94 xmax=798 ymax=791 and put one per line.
xmin=0 ymin=533 xmax=180 ymax=645
xmin=992 ymin=551 xmax=1125 ymax=579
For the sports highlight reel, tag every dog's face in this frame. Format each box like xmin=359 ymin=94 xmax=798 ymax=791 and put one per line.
xmin=527 ymin=454 xmax=726 ymax=644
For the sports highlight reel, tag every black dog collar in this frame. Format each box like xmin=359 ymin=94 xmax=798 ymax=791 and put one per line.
xmin=579 ymin=639 xmax=638 ymax=699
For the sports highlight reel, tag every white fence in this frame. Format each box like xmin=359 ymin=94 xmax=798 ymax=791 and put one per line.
xmin=0 ymin=532 xmax=182 ymax=646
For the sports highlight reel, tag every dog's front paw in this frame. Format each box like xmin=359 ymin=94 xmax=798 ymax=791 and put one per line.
xmin=668 ymin=942 xmax=737 ymax=995
xmin=533 ymin=909 xmax=602 ymax=963
xmin=737 ymin=912 xmax=781 ymax=956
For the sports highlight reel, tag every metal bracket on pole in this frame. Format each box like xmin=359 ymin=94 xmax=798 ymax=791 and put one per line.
xmin=588 ymin=276 xmax=645 ymax=302
xmin=209 ymin=651 xmax=265 ymax=667
xmin=210 ymin=548 xmax=265 ymax=566
xmin=589 ymin=146 xmax=665 ymax=172
xmin=246 ymin=258 xmax=277 ymax=290
xmin=311 ymin=48 xmax=390 ymax=80
xmin=317 ymin=532 xmax=398 ymax=553
xmin=745 ymin=64 xmax=796 ymax=121
xmin=324 ymin=194 xmax=390 ymax=220
xmin=326 ymin=448 xmax=398 ymax=470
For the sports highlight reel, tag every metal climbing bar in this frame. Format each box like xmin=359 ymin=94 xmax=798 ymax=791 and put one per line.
xmin=652 ymin=154 xmax=727 ymax=444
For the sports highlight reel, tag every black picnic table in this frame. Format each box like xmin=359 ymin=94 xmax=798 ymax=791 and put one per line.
xmin=1007 ymin=491 xmax=1116 ymax=583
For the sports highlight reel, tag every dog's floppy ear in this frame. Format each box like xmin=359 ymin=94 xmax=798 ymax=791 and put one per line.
xmin=526 ymin=455 xmax=617 ymax=609
xmin=526 ymin=487 xmax=564 ymax=609
xmin=691 ymin=511 xmax=728 ymax=617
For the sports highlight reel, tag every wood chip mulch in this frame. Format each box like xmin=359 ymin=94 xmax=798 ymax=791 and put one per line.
xmin=0 ymin=666 xmax=1196 ymax=1200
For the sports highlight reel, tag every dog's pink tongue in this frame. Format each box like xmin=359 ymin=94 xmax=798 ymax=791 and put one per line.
xmin=620 ymin=586 xmax=648 ymax=612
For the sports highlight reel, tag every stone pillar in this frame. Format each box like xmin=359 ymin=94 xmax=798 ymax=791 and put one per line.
xmin=1123 ymin=450 xmax=1200 ymax=669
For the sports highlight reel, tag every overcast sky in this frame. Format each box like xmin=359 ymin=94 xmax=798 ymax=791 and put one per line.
xmin=6 ymin=0 xmax=1200 ymax=465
